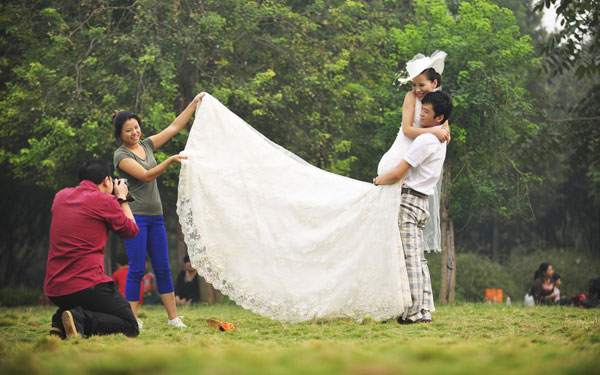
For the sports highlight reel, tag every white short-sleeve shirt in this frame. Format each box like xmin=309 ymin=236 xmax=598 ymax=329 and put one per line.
xmin=403 ymin=128 xmax=447 ymax=196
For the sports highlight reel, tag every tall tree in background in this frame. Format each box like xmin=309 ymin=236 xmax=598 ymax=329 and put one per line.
xmin=535 ymin=0 xmax=600 ymax=207
xmin=442 ymin=0 xmax=599 ymax=257
xmin=534 ymin=0 xmax=599 ymax=78
xmin=532 ymin=0 xmax=600 ymax=252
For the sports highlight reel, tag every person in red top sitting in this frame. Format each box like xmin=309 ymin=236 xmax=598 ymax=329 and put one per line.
xmin=44 ymin=159 xmax=140 ymax=338
xmin=112 ymin=255 xmax=156 ymax=304
xmin=112 ymin=254 xmax=130 ymax=298
xmin=140 ymin=261 xmax=160 ymax=304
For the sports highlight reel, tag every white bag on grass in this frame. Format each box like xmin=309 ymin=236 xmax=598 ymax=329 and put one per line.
xmin=524 ymin=294 xmax=535 ymax=307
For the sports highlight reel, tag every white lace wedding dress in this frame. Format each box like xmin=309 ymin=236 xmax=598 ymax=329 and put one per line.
xmin=177 ymin=94 xmax=413 ymax=323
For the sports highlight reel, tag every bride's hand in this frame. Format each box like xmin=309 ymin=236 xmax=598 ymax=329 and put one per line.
xmin=434 ymin=127 xmax=450 ymax=143
xmin=441 ymin=122 xmax=451 ymax=144
xmin=191 ymin=92 xmax=206 ymax=106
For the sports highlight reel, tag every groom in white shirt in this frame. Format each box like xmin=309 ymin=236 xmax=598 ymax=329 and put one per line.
xmin=374 ymin=91 xmax=453 ymax=324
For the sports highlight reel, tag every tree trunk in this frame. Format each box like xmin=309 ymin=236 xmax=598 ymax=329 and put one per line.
xmin=199 ymin=276 xmax=223 ymax=304
xmin=448 ymin=218 xmax=456 ymax=302
xmin=439 ymin=158 xmax=456 ymax=303
xmin=439 ymin=204 xmax=449 ymax=304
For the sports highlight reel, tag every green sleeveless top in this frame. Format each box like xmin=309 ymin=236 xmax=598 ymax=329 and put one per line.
xmin=114 ymin=138 xmax=163 ymax=216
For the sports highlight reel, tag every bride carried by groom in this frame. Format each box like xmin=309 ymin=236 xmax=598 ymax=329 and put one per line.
xmin=177 ymin=51 xmax=453 ymax=324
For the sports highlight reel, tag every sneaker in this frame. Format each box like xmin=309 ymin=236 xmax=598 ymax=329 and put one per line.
xmin=168 ymin=316 xmax=187 ymax=328
xmin=61 ymin=310 xmax=81 ymax=337
xmin=136 ymin=318 xmax=144 ymax=331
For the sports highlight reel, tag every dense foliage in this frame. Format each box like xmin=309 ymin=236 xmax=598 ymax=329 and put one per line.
xmin=0 ymin=0 xmax=536 ymax=191
xmin=534 ymin=0 xmax=599 ymax=78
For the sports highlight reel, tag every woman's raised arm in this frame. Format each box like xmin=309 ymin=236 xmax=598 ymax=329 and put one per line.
xmin=150 ymin=93 xmax=205 ymax=150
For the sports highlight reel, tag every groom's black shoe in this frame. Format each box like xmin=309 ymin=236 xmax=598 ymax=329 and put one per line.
xmin=396 ymin=317 xmax=418 ymax=325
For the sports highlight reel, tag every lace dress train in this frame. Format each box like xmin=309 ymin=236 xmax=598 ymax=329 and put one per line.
xmin=177 ymin=94 xmax=412 ymax=323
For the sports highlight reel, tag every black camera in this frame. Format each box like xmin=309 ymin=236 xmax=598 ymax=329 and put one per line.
xmin=112 ymin=178 xmax=134 ymax=202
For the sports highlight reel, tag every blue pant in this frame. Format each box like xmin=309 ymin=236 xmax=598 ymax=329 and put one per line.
xmin=124 ymin=215 xmax=174 ymax=302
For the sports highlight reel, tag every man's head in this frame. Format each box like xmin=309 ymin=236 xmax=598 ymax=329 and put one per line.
xmin=78 ymin=159 xmax=113 ymax=193
xmin=116 ymin=253 xmax=129 ymax=269
xmin=420 ymin=91 xmax=453 ymax=127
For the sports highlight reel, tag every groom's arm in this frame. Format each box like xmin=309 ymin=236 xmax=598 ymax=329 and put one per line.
xmin=374 ymin=160 xmax=411 ymax=186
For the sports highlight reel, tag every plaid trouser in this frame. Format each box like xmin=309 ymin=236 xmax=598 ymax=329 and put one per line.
xmin=399 ymin=192 xmax=435 ymax=321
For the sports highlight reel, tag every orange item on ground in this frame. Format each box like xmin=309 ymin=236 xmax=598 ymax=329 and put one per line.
xmin=206 ymin=319 xmax=235 ymax=331
xmin=484 ymin=288 xmax=503 ymax=304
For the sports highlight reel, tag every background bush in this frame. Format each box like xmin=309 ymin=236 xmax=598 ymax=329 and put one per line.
xmin=427 ymin=250 xmax=600 ymax=303
xmin=0 ymin=287 xmax=42 ymax=307
xmin=1 ymin=250 xmax=598 ymax=306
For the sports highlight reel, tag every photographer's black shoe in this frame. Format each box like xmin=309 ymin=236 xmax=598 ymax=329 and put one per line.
xmin=61 ymin=310 xmax=82 ymax=338
xmin=49 ymin=327 xmax=65 ymax=339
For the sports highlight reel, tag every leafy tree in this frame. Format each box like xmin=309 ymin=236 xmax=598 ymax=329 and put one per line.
xmin=530 ymin=0 xmax=600 ymax=251
xmin=456 ymin=0 xmax=600 ymax=256
xmin=534 ymin=0 xmax=600 ymax=78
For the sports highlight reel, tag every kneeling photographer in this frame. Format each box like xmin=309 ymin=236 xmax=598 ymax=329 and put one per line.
xmin=44 ymin=159 xmax=140 ymax=338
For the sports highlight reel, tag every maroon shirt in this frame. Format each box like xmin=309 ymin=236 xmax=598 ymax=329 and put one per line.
xmin=44 ymin=180 xmax=139 ymax=297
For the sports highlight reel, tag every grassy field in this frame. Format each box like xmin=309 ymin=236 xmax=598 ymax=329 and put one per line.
xmin=1 ymin=302 xmax=599 ymax=375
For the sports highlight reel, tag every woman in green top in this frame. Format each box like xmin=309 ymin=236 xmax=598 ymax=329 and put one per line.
xmin=113 ymin=93 xmax=205 ymax=328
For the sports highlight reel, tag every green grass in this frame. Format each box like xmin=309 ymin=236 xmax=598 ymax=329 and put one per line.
xmin=1 ymin=302 xmax=599 ymax=375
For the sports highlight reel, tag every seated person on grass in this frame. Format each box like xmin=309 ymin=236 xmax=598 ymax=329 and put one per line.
xmin=530 ymin=262 xmax=554 ymax=304
xmin=112 ymin=254 xmax=159 ymax=304
xmin=547 ymin=273 xmax=562 ymax=303
xmin=141 ymin=258 xmax=161 ymax=305
xmin=175 ymin=255 xmax=200 ymax=305
xmin=112 ymin=254 xmax=131 ymax=299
